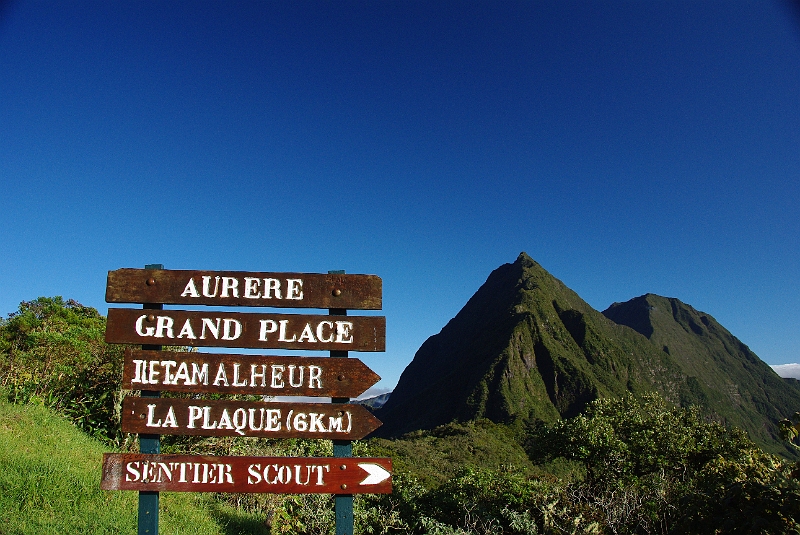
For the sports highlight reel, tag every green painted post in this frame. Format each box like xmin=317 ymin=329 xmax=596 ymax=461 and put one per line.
xmin=139 ymin=264 xmax=163 ymax=535
xmin=329 ymin=270 xmax=353 ymax=535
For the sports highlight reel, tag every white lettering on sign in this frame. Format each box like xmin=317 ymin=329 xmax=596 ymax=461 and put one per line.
xmin=132 ymin=315 xmax=356 ymax=346
xmin=145 ymin=403 xmax=179 ymax=429
xmin=246 ymin=463 xmax=330 ymax=486
xmin=135 ymin=315 xmax=243 ymax=341
xmin=139 ymin=405 xmax=353 ymax=436
xmin=129 ymin=360 xmax=323 ymax=390
xmin=284 ymin=409 xmax=352 ymax=434
xmin=180 ymin=277 xmax=304 ymax=301
xmin=258 ymin=319 xmax=353 ymax=344
xmin=125 ymin=460 xmax=234 ymax=485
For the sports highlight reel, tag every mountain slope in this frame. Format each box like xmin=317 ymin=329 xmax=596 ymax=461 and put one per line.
xmin=376 ymin=253 xmax=800 ymax=456
xmin=376 ymin=253 xmax=687 ymax=437
xmin=603 ymin=294 xmax=800 ymax=453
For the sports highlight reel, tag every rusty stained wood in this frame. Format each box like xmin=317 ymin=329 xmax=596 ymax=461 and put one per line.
xmin=121 ymin=397 xmax=382 ymax=440
xmin=105 ymin=308 xmax=385 ymax=352
xmin=101 ymin=454 xmax=391 ymax=494
xmin=123 ymin=349 xmax=381 ymax=398
xmin=106 ymin=268 xmax=382 ymax=309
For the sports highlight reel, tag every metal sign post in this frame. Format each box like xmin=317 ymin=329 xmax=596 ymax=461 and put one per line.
xmin=329 ymin=269 xmax=353 ymax=535
xmin=139 ymin=263 xmax=163 ymax=535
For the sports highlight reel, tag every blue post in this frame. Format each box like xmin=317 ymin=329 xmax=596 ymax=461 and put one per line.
xmin=139 ymin=264 xmax=163 ymax=535
xmin=329 ymin=270 xmax=353 ymax=535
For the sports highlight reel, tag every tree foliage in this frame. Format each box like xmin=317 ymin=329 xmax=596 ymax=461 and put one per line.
xmin=528 ymin=393 xmax=754 ymax=486
xmin=357 ymin=395 xmax=800 ymax=534
xmin=0 ymin=297 xmax=125 ymax=443
xmin=525 ymin=394 xmax=800 ymax=535
xmin=780 ymin=411 xmax=800 ymax=451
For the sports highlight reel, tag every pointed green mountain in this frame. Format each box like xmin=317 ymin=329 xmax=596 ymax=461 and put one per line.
xmin=377 ymin=253 xmax=680 ymax=435
xmin=376 ymin=253 xmax=800 ymax=456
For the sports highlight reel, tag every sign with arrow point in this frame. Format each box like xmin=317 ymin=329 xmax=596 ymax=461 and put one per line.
xmin=101 ymin=454 xmax=392 ymax=494
xmin=121 ymin=397 xmax=383 ymax=440
xmin=122 ymin=349 xmax=381 ymax=398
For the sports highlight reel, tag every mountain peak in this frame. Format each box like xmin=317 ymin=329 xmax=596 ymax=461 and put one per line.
xmin=375 ymin=256 xmax=800 ymax=455
xmin=515 ymin=251 xmax=536 ymax=266
xmin=376 ymin=255 xmax=668 ymax=437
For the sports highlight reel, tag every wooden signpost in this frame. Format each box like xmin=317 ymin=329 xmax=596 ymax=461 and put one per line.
xmin=105 ymin=308 xmax=386 ymax=351
xmin=101 ymin=267 xmax=390 ymax=535
xmin=121 ymin=397 xmax=383 ymax=439
xmin=122 ymin=349 xmax=380 ymax=397
xmin=101 ymin=454 xmax=392 ymax=494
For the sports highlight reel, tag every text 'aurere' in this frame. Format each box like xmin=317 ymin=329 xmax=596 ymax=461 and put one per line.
xmin=181 ymin=276 xmax=304 ymax=301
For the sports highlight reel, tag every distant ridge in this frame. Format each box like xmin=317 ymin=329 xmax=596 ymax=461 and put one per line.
xmin=375 ymin=253 xmax=800 ymax=455
xmin=356 ymin=392 xmax=391 ymax=410
xmin=603 ymin=293 xmax=800 ymax=450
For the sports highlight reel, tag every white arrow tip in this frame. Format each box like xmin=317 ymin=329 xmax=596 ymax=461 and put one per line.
xmin=358 ymin=463 xmax=391 ymax=485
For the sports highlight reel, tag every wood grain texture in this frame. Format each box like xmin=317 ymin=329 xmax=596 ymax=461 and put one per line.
xmin=121 ymin=397 xmax=383 ymax=439
xmin=106 ymin=269 xmax=381 ymax=309
xmin=101 ymin=454 xmax=392 ymax=494
xmin=123 ymin=349 xmax=380 ymax=397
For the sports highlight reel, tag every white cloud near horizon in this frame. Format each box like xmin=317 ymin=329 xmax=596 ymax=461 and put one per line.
xmin=771 ymin=363 xmax=800 ymax=379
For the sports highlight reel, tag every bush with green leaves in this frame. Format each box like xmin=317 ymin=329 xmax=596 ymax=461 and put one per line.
xmin=780 ymin=411 xmax=800 ymax=452
xmin=674 ymin=448 xmax=800 ymax=534
xmin=528 ymin=393 xmax=800 ymax=534
xmin=529 ymin=393 xmax=754 ymax=486
xmin=0 ymin=296 xmax=126 ymax=443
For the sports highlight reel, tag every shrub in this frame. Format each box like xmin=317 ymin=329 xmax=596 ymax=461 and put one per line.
xmin=0 ymin=297 xmax=126 ymax=443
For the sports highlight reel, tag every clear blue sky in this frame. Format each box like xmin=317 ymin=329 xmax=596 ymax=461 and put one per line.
xmin=2 ymin=1 xmax=799 ymax=391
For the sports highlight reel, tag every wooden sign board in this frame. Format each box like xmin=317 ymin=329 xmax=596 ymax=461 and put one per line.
xmin=121 ymin=397 xmax=382 ymax=440
xmin=105 ymin=309 xmax=385 ymax=352
xmin=101 ymin=454 xmax=392 ymax=494
xmin=106 ymin=269 xmax=382 ymax=310
xmin=123 ymin=349 xmax=380 ymax=398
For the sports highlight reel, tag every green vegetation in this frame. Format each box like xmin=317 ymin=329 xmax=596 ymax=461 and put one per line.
xmin=0 ymin=297 xmax=125 ymax=443
xmin=604 ymin=294 xmax=800 ymax=457
xmin=358 ymin=395 xmax=800 ymax=534
xmin=369 ymin=419 xmax=538 ymax=488
xmin=0 ymin=398 xmax=267 ymax=535
xmin=1 ymin=295 xmax=799 ymax=534
xmin=779 ymin=411 xmax=800 ymax=451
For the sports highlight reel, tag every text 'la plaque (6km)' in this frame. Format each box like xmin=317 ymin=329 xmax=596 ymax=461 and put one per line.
xmin=121 ymin=397 xmax=382 ymax=440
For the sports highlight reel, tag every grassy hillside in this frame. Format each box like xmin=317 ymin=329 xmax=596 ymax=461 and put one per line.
xmin=0 ymin=398 xmax=268 ymax=535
